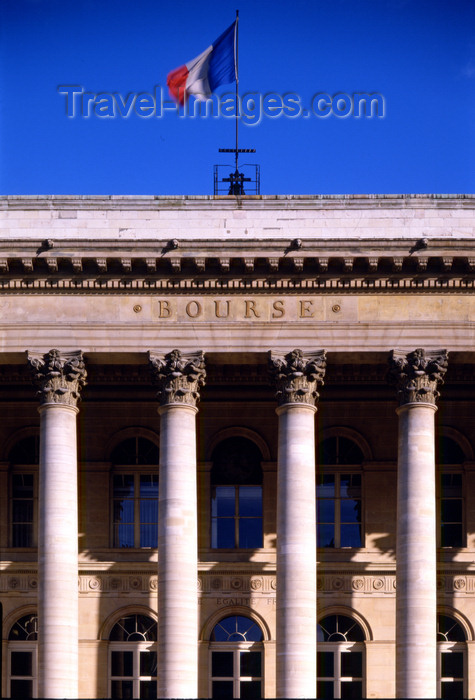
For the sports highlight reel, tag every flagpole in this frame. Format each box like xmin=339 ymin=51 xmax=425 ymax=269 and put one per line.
xmin=235 ymin=9 xmax=239 ymax=174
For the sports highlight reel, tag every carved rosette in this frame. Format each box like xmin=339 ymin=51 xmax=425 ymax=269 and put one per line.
xmin=268 ymin=348 xmax=326 ymax=407
xmin=387 ymin=348 xmax=448 ymax=406
xmin=149 ymin=349 xmax=206 ymax=407
xmin=27 ymin=349 xmax=87 ymax=407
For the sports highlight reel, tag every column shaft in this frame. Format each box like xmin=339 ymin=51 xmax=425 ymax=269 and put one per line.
xmin=396 ymin=402 xmax=437 ymax=698
xmin=276 ymin=403 xmax=317 ymax=698
xmin=38 ymin=403 xmax=79 ymax=698
xmin=157 ymin=404 xmax=198 ymax=698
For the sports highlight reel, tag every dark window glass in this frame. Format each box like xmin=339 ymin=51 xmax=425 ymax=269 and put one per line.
xmin=341 ymin=524 xmax=362 ymax=548
xmin=10 ymin=679 xmax=33 ymax=698
xmin=211 ymin=616 xmax=263 ymax=643
xmin=12 ymin=473 xmax=34 ymax=547
xmin=139 ymin=680 xmax=156 ymax=699
xmin=441 ymin=680 xmax=464 ymax=700
xmin=441 ymin=652 xmax=464 ymax=678
xmin=113 ymin=474 xmax=158 ymax=548
xmin=341 ymin=651 xmax=363 ymax=677
xmin=318 ymin=524 xmax=335 ymax=548
xmin=437 ymin=437 xmax=465 ymax=464
xmin=8 ymin=436 xmax=40 ymax=464
xmin=212 ymin=651 xmax=234 ymax=677
xmin=11 ymin=651 xmax=32 ymax=676
xmin=139 ymin=651 xmax=157 ymax=676
xmin=111 ymin=679 xmax=133 ymax=698
xmin=437 ymin=615 xmax=466 ymax=642
xmin=239 ymin=517 xmax=263 ymax=549
xmin=341 ymin=680 xmax=363 ymax=699
xmin=111 ymin=650 xmax=133 ymax=677
xmin=111 ymin=437 xmax=159 ymax=465
xmin=240 ymin=651 xmax=261 ymax=677
xmin=9 ymin=614 xmax=38 ymax=641
xmin=317 ymin=680 xmax=335 ymax=699
xmin=319 ymin=436 xmax=364 ymax=465
xmin=240 ymin=680 xmax=261 ymax=699
xmin=318 ymin=616 xmax=365 ymax=643
xmin=110 ymin=615 xmax=157 ymax=642
xmin=317 ymin=651 xmax=334 ymax=677
xmin=212 ymin=680 xmax=234 ymax=698
xmin=441 ymin=523 xmax=463 ymax=548
xmin=317 ymin=471 xmax=362 ymax=549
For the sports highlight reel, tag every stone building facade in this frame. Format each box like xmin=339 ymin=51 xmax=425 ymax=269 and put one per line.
xmin=0 ymin=194 xmax=475 ymax=698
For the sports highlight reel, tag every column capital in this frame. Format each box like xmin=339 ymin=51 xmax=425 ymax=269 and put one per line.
xmin=268 ymin=348 xmax=326 ymax=407
xmin=388 ymin=347 xmax=448 ymax=406
xmin=26 ymin=349 xmax=87 ymax=407
xmin=149 ymin=349 xmax=206 ymax=408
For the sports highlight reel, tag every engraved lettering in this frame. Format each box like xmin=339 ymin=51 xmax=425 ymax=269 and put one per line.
xmin=299 ymin=300 xmax=314 ymax=318
xmin=214 ymin=300 xmax=230 ymax=318
xmin=245 ymin=300 xmax=260 ymax=318
xmin=272 ymin=299 xmax=285 ymax=318
xmin=158 ymin=300 xmax=171 ymax=318
xmin=185 ymin=300 xmax=202 ymax=318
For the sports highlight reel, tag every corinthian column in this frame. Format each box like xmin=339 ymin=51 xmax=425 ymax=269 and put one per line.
xmin=388 ymin=348 xmax=448 ymax=698
xmin=27 ymin=349 xmax=87 ymax=699
xmin=149 ymin=349 xmax=206 ymax=699
xmin=269 ymin=348 xmax=326 ymax=699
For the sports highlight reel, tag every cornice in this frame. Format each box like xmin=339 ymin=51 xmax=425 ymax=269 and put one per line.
xmin=2 ymin=193 xmax=475 ymax=211
xmin=0 ymin=238 xmax=475 ymax=294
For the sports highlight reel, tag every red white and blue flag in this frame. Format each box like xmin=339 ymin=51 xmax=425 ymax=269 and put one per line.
xmin=167 ymin=21 xmax=237 ymax=105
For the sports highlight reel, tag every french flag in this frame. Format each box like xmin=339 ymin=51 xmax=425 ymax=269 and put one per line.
xmin=167 ymin=21 xmax=237 ymax=105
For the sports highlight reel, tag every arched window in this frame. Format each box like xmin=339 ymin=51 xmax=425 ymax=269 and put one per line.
xmin=317 ymin=614 xmax=365 ymax=699
xmin=111 ymin=437 xmax=159 ymax=548
xmin=8 ymin=613 xmax=38 ymax=698
xmin=437 ymin=614 xmax=466 ymax=699
xmin=211 ymin=437 xmax=263 ymax=549
xmin=9 ymin=435 xmax=40 ymax=548
xmin=317 ymin=436 xmax=364 ymax=548
xmin=209 ymin=615 xmax=264 ymax=699
xmin=109 ymin=613 xmax=157 ymax=699
xmin=437 ymin=436 xmax=466 ymax=548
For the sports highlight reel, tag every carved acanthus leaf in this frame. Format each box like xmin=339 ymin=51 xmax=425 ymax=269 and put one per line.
xmin=27 ymin=349 xmax=87 ymax=407
xmin=387 ymin=347 xmax=448 ymax=406
xmin=268 ymin=348 xmax=326 ymax=406
xmin=149 ymin=349 xmax=206 ymax=407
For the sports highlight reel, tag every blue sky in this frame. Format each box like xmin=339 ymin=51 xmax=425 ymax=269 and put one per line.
xmin=1 ymin=0 xmax=474 ymax=195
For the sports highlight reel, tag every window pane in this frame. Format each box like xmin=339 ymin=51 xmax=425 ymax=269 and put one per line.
xmin=239 ymin=518 xmax=263 ymax=548
xmin=317 ymin=474 xmax=335 ymax=497
xmin=318 ymin=523 xmax=335 ymax=548
xmin=12 ymin=523 xmax=33 ymax=547
xmin=341 ymin=499 xmax=361 ymax=523
xmin=441 ymin=680 xmax=464 ymax=700
xmin=340 ymin=474 xmax=361 ymax=497
xmin=140 ymin=680 xmax=156 ymax=699
xmin=212 ymin=487 xmax=236 ymax=516
xmin=113 ymin=474 xmax=134 ymax=496
xmin=114 ymin=499 xmax=134 ymax=523
xmin=111 ymin=679 xmax=133 ymax=698
xmin=140 ymin=474 xmax=158 ymax=497
xmin=240 ymin=680 xmax=262 ymax=699
xmin=317 ymin=499 xmax=335 ymax=522
xmin=212 ymin=518 xmax=235 ymax=548
xmin=440 ymin=524 xmax=463 ymax=548
xmin=441 ymin=651 xmax=464 ymax=678
xmin=114 ymin=523 xmax=135 ymax=548
xmin=441 ymin=473 xmax=462 ymax=496
xmin=212 ymin=651 xmax=234 ymax=677
xmin=140 ymin=523 xmax=158 ymax=548
xmin=12 ymin=501 xmax=33 ymax=522
xmin=341 ymin=680 xmax=363 ymax=699
xmin=317 ymin=680 xmax=334 ymax=699
xmin=12 ymin=474 xmax=34 ymax=495
xmin=317 ymin=651 xmax=334 ymax=677
xmin=140 ymin=650 xmax=157 ymax=676
xmin=140 ymin=500 xmax=158 ymax=522
xmin=11 ymin=679 xmax=33 ymax=698
xmin=341 ymin=651 xmax=362 ymax=677
xmin=240 ymin=651 xmax=261 ymax=677
xmin=11 ymin=650 xmax=32 ymax=676
xmin=111 ymin=650 xmax=133 ymax=677
xmin=239 ymin=486 xmax=262 ymax=517
xmin=212 ymin=680 xmax=234 ymax=698
xmin=441 ymin=499 xmax=463 ymax=522
xmin=340 ymin=524 xmax=362 ymax=548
